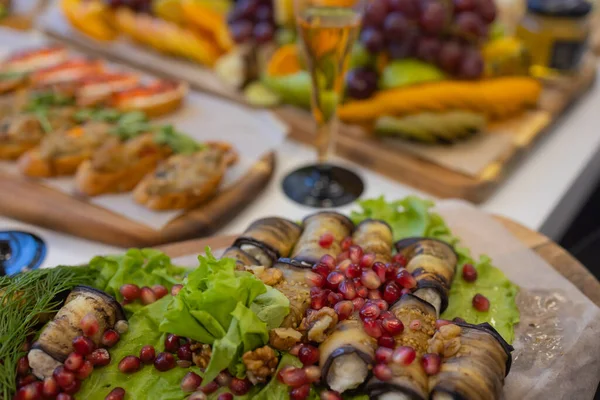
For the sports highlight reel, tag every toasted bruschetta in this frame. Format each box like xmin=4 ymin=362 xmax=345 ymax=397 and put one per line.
xmin=29 ymin=59 xmax=105 ymax=87
xmin=1 ymin=46 xmax=69 ymax=74
xmin=18 ymin=122 xmax=112 ymax=177
xmin=111 ymin=80 xmax=187 ymax=117
xmin=75 ymin=133 xmax=172 ymax=196
xmin=133 ymin=142 xmax=237 ymax=210
xmin=75 ymin=73 xmax=140 ymax=106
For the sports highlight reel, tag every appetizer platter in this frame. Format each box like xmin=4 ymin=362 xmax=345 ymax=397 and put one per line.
xmin=39 ymin=0 xmax=597 ymax=202
xmin=0 ymin=42 xmax=280 ymax=246
xmin=3 ymin=196 xmax=600 ymax=400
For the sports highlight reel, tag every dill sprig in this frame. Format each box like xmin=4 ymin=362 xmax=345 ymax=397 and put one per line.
xmin=0 ymin=267 xmax=98 ymax=399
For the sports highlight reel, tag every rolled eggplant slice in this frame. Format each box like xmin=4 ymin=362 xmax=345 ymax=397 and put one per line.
xmin=29 ymin=286 xmax=125 ymax=378
xmin=390 ymin=294 xmax=436 ymax=354
xmin=319 ymin=318 xmax=377 ymax=394
xmin=395 ymin=238 xmax=457 ymax=313
xmin=428 ymin=322 xmax=513 ymax=400
xmin=234 ymin=217 xmax=302 ymax=267
xmin=352 ymin=219 xmax=393 ymax=263
xmin=368 ymin=362 xmax=429 ymax=400
xmin=221 ymin=246 xmax=260 ymax=270
xmin=272 ymin=259 xmax=311 ymax=329
xmin=291 ymin=212 xmax=354 ymax=266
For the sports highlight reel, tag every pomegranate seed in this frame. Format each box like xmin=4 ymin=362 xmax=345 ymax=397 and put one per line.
xmin=360 ymin=302 xmax=380 ymax=319
xmin=312 ymin=263 xmax=330 ymax=278
xmin=115 ymin=320 xmax=129 ymax=334
xmin=380 ymin=310 xmax=394 ymax=319
xmin=360 ymin=253 xmax=376 ymax=269
xmin=139 ymin=345 xmax=156 ymax=364
xmin=16 ymin=357 xmax=29 ymax=376
xmin=53 ymin=366 xmax=75 ymax=389
xmin=289 ymin=343 xmax=302 ymax=356
xmin=334 ymin=300 xmax=354 ymax=320
xmin=304 ymin=365 xmax=321 ymax=383
xmin=16 ymin=381 xmax=43 ymax=400
xmin=453 ymin=317 xmax=466 ymax=323
xmin=327 ymin=291 xmax=343 ymax=306
xmin=392 ymin=346 xmax=416 ymax=366
xmin=409 ymin=320 xmax=422 ymax=330
xmin=361 ymin=269 xmax=381 ymax=289
xmin=63 ymin=379 xmax=81 ymax=395
xmin=341 ymin=236 xmax=353 ymax=251
xmin=385 ymin=264 xmax=399 ymax=281
xmin=216 ymin=370 xmax=232 ymax=387
xmin=217 ymin=394 xmax=233 ymax=400
xmin=318 ymin=233 xmax=334 ymax=248
xmin=368 ymin=289 xmax=382 ymax=300
xmin=305 ymin=271 xmax=325 ymax=287
xmin=105 ymin=387 xmax=126 ymax=400
xmin=120 ymin=284 xmax=140 ymax=301
xmin=164 ymin=334 xmax=180 ymax=353
xmin=200 ymin=380 xmax=219 ymax=394
xmin=278 ymin=367 xmax=307 ymax=388
xmin=381 ymin=317 xmax=404 ymax=335
xmin=326 ymin=271 xmax=344 ymax=290
xmin=154 ymin=352 xmax=175 ymax=371
xmin=188 ymin=392 xmax=207 ymax=400
xmin=41 ymin=376 xmax=59 ymax=397
xmin=320 ymin=390 xmax=343 ymax=400
xmin=383 ymin=282 xmax=401 ymax=304
xmin=298 ymin=344 xmax=320 ymax=366
xmin=356 ymin=285 xmax=368 ymax=298
xmin=336 ymin=259 xmax=352 ymax=274
xmin=344 ymin=263 xmax=362 ymax=279
xmin=152 ymin=285 xmax=168 ymax=299
xmin=462 ymin=264 xmax=477 ymax=282
xmin=435 ymin=319 xmax=451 ymax=329
xmin=373 ymin=363 xmax=393 ymax=381
xmin=290 ymin=383 xmax=311 ymax=400
xmin=371 ymin=262 xmax=386 ymax=281
xmin=118 ymin=356 xmax=141 ymax=374
xmin=375 ymin=346 xmax=394 ymax=363
xmin=472 ymin=293 xmax=490 ymax=311
xmin=422 ymin=353 xmax=441 ymax=375
xmin=362 ymin=318 xmax=383 ymax=338
xmin=378 ymin=335 xmax=395 ymax=348
xmin=177 ymin=343 xmax=193 ymax=361
xmin=349 ymin=245 xmax=363 ymax=264
xmin=88 ymin=348 xmax=111 ymax=367
xmin=320 ymin=254 xmax=336 ymax=270
xmin=338 ymin=280 xmax=356 ymax=300
xmin=75 ymin=360 xmax=94 ymax=380
xmin=64 ymin=352 xmax=84 ymax=372
xmin=395 ymin=270 xmax=416 ymax=289
xmin=72 ymin=336 xmax=95 ymax=356
xmin=336 ymin=251 xmax=349 ymax=262
xmin=101 ymin=329 xmax=120 ymax=348
xmin=181 ymin=372 xmax=203 ymax=392
xmin=229 ymin=377 xmax=251 ymax=395
xmin=392 ymin=253 xmax=407 ymax=266
xmin=369 ymin=299 xmax=389 ymax=311
xmin=171 ymin=284 xmax=183 ymax=296
xmin=80 ymin=313 xmax=99 ymax=337
xmin=351 ymin=297 xmax=365 ymax=311
xmin=17 ymin=375 xmax=37 ymax=388
xmin=140 ymin=287 xmax=157 ymax=305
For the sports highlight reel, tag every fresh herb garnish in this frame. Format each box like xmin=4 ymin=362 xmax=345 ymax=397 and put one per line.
xmin=153 ymin=125 xmax=202 ymax=154
xmin=23 ymin=92 xmax=76 ymax=134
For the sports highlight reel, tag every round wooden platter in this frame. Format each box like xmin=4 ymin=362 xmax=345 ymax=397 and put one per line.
xmin=157 ymin=216 xmax=600 ymax=308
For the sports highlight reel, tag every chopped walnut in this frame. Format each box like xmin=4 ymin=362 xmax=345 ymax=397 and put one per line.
xmin=439 ymin=324 xmax=461 ymax=339
xmin=428 ymin=324 xmax=462 ymax=357
xmin=244 ymin=266 xmax=283 ymax=286
xmin=242 ymin=345 xmax=279 ymax=385
xmin=269 ymin=328 xmax=302 ymax=351
xmin=190 ymin=342 xmax=212 ymax=369
xmin=443 ymin=337 xmax=461 ymax=358
xmin=300 ymin=307 xmax=338 ymax=343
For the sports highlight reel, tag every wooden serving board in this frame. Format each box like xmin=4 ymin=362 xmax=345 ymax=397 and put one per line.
xmin=156 ymin=215 xmax=600 ymax=308
xmin=0 ymin=152 xmax=275 ymax=247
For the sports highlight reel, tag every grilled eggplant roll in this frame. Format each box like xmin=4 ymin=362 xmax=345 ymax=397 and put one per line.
xmin=367 ymin=294 xmax=437 ymax=400
xmin=353 ymin=219 xmax=394 ymax=263
xmin=28 ymin=286 xmax=126 ymax=379
xmin=272 ymin=259 xmax=312 ymax=329
xmin=233 ymin=217 xmax=303 ymax=267
xmin=290 ymin=212 xmax=354 ymax=266
xmin=428 ymin=322 xmax=513 ymax=400
xmin=222 ymin=246 xmax=260 ymax=270
xmin=395 ymin=238 xmax=457 ymax=314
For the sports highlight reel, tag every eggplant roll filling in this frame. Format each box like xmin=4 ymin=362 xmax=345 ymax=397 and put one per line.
xmin=221 ymin=246 xmax=260 ymax=270
xmin=290 ymin=212 xmax=354 ymax=265
xmin=272 ymin=259 xmax=312 ymax=329
xmin=395 ymin=238 xmax=457 ymax=313
xmin=352 ymin=219 xmax=394 ymax=263
xmin=234 ymin=217 xmax=302 ymax=267
xmin=428 ymin=322 xmax=513 ymax=400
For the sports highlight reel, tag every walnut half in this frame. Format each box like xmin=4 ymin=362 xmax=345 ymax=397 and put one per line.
xmin=242 ymin=345 xmax=279 ymax=385
xmin=299 ymin=307 xmax=338 ymax=343
xmin=190 ymin=342 xmax=212 ymax=370
xmin=269 ymin=328 xmax=302 ymax=351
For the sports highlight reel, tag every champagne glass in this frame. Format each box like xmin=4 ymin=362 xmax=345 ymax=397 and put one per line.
xmin=282 ymin=0 xmax=366 ymax=207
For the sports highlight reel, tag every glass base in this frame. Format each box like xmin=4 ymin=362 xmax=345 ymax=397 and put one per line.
xmin=282 ymin=163 xmax=364 ymax=208
xmin=0 ymin=231 xmax=46 ymax=276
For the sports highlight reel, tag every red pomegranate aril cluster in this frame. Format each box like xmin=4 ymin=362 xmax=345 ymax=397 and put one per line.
xmin=15 ymin=381 xmax=43 ymax=400
xmin=472 ymin=293 xmax=490 ymax=311
xmin=462 ymin=263 xmax=478 ymax=282
xmin=119 ymin=283 xmax=176 ymax=306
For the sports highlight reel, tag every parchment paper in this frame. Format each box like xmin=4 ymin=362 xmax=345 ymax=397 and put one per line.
xmin=172 ymin=200 xmax=600 ymax=400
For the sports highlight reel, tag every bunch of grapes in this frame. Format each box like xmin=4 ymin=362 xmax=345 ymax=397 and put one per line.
xmin=227 ymin=0 xmax=276 ymax=44
xmin=346 ymin=0 xmax=496 ymax=99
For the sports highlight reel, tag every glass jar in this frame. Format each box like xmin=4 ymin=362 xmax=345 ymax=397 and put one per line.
xmin=516 ymin=0 xmax=592 ymax=78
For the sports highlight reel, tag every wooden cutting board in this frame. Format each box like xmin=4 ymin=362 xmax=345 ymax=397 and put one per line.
xmin=0 ymin=152 xmax=275 ymax=247
xmin=156 ymin=216 xmax=600 ymax=308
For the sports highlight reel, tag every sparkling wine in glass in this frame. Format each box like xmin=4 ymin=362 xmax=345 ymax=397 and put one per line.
xmin=282 ymin=0 xmax=365 ymax=208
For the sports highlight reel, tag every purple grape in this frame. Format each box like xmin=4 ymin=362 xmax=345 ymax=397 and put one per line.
xmin=459 ymin=49 xmax=484 ymax=79
xmin=388 ymin=0 xmax=420 ymax=19
xmin=230 ymin=20 xmax=254 ymax=43
xmin=416 ymin=36 xmax=442 ymax=63
xmin=387 ymin=35 xmax=418 ymax=59
xmin=455 ymin=11 xmax=485 ymax=38
xmin=237 ymin=0 xmax=260 ymax=19
xmin=419 ymin=1 xmax=447 ymax=35
xmin=360 ymin=28 xmax=386 ymax=54
xmin=346 ymin=67 xmax=379 ymax=99
xmin=255 ymin=5 xmax=273 ymax=22
xmin=453 ymin=0 xmax=476 ymax=12
xmin=437 ymin=40 xmax=463 ymax=73
xmin=364 ymin=0 xmax=389 ymax=27
xmin=254 ymin=22 xmax=274 ymax=43
xmin=477 ymin=0 xmax=497 ymax=23
xmin=383 ymin=12 xmax=410 ymax=40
